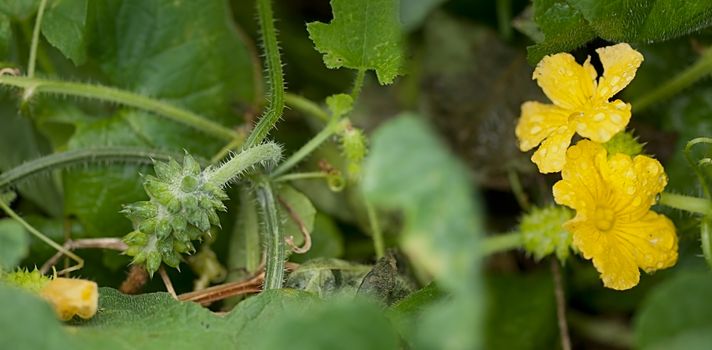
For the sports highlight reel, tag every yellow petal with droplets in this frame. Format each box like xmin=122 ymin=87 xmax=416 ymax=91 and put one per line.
xmin=601 ymin=152 xmax=668 ymax=218
xmin=515 ymin=101 xmax=569 ymax=151
xmin=40 ymin=278 xmax=98 ymax=321
xmin=596 ymin=43 xmax=644 ymax=100
xmin=575 ymin=99 xmax=631 ymax=143
xmin=531 ymin=125 xmax=575 ymax=173
xmin=533 ymin=53 xmax=597 ymax=110
xmin=614 ymin=211 xmax=678 ymax=273
xmin=553 ymin=140 xmax=607 ymax=212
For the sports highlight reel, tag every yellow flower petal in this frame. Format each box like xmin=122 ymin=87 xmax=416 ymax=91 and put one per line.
xmin=574 ymin=99 xmax=631 ymax=143
xmin=533 ymin=53 xmax=597 ymax=110
xmin=615 ymin=211 xmax=678 ymax=273
xmin=595 ymin=43 xmax=644 ymax=100
xmin=515 ymin=101 xmax=569 ymax=151
xmin=601 ymin=152 xmax=668 ymax=218
xmin=531 ymin=125 xmax=575 ymax=173
xmin=564 ymin=218 xmax=641 ymax=290
xmin=553 ymin=140 xmax=607 ymax=211
xmin=40 ymin=278 xmax=98 ymax=321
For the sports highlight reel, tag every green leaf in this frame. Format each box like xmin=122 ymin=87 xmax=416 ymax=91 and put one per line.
xmin=91 ymin=0 xmax=255 ymax=118
xmin=285 ymin=258 xmax=371 ymax=298
xmin=307 ymin=0 xmax=404 ymax=85
xmin=255 ymin=298 xmax=401 ymax=350
xmin=528 ymin=0 xmax=596 ymax=64
xmin=41 ymin=0 xmax=89 ymax=65
xmin=0 ymin=13 xmax=10 ymax=58
xmin=362 ymin=114 xmax=483 ymax=349
xmin=363 ymin=114 xmax=481 ymax=292
xmin=0 ymin=95 xmax=63 ymax=217
xmin=0 ymin=0 xmax=39 ymax=21
xmin=571 ymin=0 xmax=712 ymax=43
xmin=529 ymin=0 xmax=712 ymax=64
xmin=0 ymin=287 xmax=319 ymax=349
xmin=0 ymin=284 xmax=73 ymax=350
xmin=484 ymin=273 xmax=558 ymax=350
xmin=386 ymin=283 xmax=442 ymax=342
xmin=634 ymin=272 xmax=712 ymax=350
xmin=0 ymin=219 xmax=29 ymax=270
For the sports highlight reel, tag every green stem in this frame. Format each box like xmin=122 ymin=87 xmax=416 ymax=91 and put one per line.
xmin=0 ymin=197 xmax=84 ymax=274
xmin=658 ymin=192 xmax=711 ymax=215
xmin=366 ymin=201 xmax=385 ymax=259
xmin=285 ymin=93 xmax=330 ymax=122
xmin=0 ymin=76 xmax=239 ymax=141
xmin=0 ymin=147 xmax=182 ymax=190
xmin=273 ymin=172 xmax=327 ymax=183
xmin=507 ymin=168 xmax=530 ymax=211
xmin=208 ymin=142 xmax=282 ymax=186
xmin=496 ymin=0 xmax=512 ymax=41
xmin=481 ymin=232 xmax=522 ymax=256
xmin=270 ymin=119 xmax=340 ymax=177
xmin=351 ymin=69 xmax=366 ymax=101
xmin=27 ymin=0 xmax=47 ymax=77
xmin=243 ymin=0 xmax=285 ymax=148
xmin=633 ymin=47 xmax=712 ymax=112
xmin=701 ymin=218 xmax=712 ymax=269
xmin=255 ymin=176 xmax=284 ymax=290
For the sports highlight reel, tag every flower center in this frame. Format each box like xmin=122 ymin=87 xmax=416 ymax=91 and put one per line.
xmin=593 ymin=206 xmax=616 ymax=231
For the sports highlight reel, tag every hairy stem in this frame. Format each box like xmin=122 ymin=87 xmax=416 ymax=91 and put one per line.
xmin=28 ymin=0 xmax=48 ymax=77
xmin=243 ymin=0 xmax=285 ymax=148
xmin=0 ymin=147 xmax=182 ymax=190
xmin=0 ymin=76 xmax=239 ymax=141
xmin=255 ymin=176 xmax=284 ymax=290
xmin=208 ymin=143 xmax=282 ymax=186
xmin=351 ymin=69 xmax=366 ymax=100
xmin=270 ymin=119 xmax=339 ymax=177
xmin=481 ymin=232 xmax=522 ymax=255
xmin=633 ymin=47 xmax=712 ymax=112
xmin=658 ymin=192 xmax=711 ymax=215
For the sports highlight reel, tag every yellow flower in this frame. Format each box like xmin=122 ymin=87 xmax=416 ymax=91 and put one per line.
xmin=516 ymin=43 xmax=643 ymax=173
xmin=553 ymin=140 xmax=677 ymax=290
xmin=40 ymin=277 xmax=98 ymax=320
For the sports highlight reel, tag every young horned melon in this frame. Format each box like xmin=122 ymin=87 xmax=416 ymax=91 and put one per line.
xmin=122 ymin=143 xmax=282 ymax=276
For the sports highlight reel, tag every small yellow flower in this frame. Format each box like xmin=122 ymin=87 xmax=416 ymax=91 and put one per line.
xmin=516 ymin=43 xmax=643 ymax=173
xmin=553 ymin=140 xmax=677 ymax=290
xmin=40 ymin=277 xmax=98 ymax=320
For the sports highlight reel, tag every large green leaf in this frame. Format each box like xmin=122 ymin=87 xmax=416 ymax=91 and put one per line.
xmin=0 ymin=285 xmax=73 ymax=350
xmin=0 ymin=95 xmax=63 ymax=217
xmin=362 ymin=114 xmax=483 ymax=349
xmin=400 ymin=0 xmax=447 ymax=31
xmin=529 ymin=0 xmax=712 ymax=64
xmin=634 ymin=272 xmax=712 ymax=350
xmin=0 ymin=219 xmax=29 ymax=269
xmin=41 ymin=0 xmax=89 ymax=65
xmin=528 ymin=0 xmax=596 ymax=64
xmin=0 ymin=285 xmax=320 ymax=349
xmin=0 ymin=0 xmax=39 ymax=21
xmin=254 ymin=298 xmax=401 ymax=350
xmin=285 ymin=258 xmax=371 ymax=298
xmin=307 ymin=0 xmax=404 ymax=85
xmin=484 ymin=273 xmax=557 ymax=350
